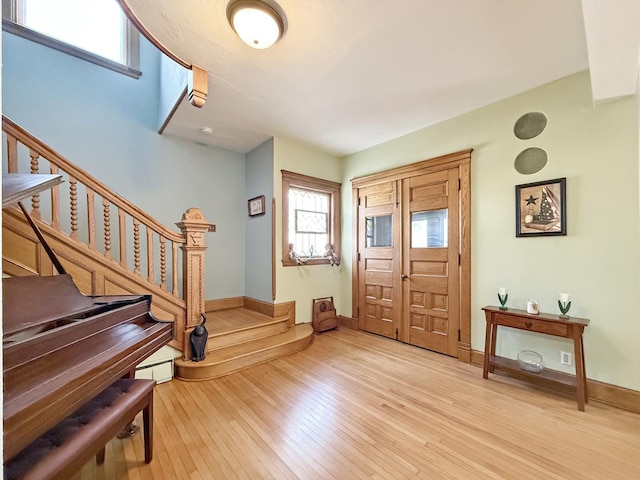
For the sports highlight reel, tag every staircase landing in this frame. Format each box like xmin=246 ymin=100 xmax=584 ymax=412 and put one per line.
xmin=175 ymin=307 xmax=313 ymax=381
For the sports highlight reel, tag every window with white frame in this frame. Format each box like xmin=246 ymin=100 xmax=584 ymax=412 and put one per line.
xmin=2 ymin=0 xmax=141 ymax=78
xmin=282 ymin=170 xmax=341 ymax=266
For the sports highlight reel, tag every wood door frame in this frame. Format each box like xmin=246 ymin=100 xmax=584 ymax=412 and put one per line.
xmin=351 ymin=149 xmax=472 ymax=362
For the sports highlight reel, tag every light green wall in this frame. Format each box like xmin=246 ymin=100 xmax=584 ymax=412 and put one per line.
xmin=273 ymin=137 xmax=343 ymax=323
xmin=340 ymin=71 xmax=640 ymax=391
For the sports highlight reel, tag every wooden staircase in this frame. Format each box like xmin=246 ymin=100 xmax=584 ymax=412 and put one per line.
xmin=175 ymin=307 xmax=314 ymax=381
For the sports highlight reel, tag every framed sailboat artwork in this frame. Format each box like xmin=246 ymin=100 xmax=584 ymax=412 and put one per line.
xmin=515 ymin=177 xmax=566 ymax=237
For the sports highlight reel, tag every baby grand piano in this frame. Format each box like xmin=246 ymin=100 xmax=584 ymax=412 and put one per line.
xmin=2 ymin=174 xmax=173 ymax=462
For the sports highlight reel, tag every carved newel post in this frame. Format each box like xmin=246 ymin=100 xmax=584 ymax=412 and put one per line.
xmin=177 ymin=208 xmax=215 ymax=360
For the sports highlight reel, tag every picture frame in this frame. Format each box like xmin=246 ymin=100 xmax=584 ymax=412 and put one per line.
xmin=515 ymin=177 xmax=566 ymax=237
xmin=248 ymin=195 xmax=266 ymax=217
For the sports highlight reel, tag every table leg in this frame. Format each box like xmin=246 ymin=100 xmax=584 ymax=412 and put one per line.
xmin=489 ymin=320 xmax=498 ymax=373
xmin=580 ymin=334 xmax=588 ymax=404
xmin=572 ymin=327 xmax=586 ymax=411
xmin=483 ymin=317 xmax=492 ymax=379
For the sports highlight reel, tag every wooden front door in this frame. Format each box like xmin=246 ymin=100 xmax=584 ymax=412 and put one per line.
xmin=402 ymin=169 xmax=459 ymax=356
xmin=357 ymin=181 xmax=402 ymax=339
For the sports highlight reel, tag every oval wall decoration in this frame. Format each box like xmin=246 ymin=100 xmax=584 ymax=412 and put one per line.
xmin=514 ymin=112 xmax=547 ymax=140
xmin=514 ymin=147 xmax=548 ymax=174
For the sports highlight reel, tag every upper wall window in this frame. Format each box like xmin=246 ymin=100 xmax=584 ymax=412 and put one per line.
xmin=2 ymin=0 xmax=141 ymax=78
xmin=282 ymin=170 xmax=341 ymax=267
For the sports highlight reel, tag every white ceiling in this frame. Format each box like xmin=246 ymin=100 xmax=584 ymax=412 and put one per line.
xmin=124 ymin=0 xmax=639 ymax=156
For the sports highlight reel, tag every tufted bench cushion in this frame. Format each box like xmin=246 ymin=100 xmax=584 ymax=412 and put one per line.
xmin=4 ymin=378 xmax=155 ymax=480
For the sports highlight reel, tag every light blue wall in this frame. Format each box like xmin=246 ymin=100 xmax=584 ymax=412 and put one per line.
xmin=158 ymin=55 xmax=187 ymax=131
xmin=2 ymin=31 xmax=246 ymax=299
xmin=245 ymin=138 xmax=274 ymax=302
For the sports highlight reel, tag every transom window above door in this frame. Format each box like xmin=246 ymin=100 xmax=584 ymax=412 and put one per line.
xmin=281 ymin=170 xmax=341 ymax=266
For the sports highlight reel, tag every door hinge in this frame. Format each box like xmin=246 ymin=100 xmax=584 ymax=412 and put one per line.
xmin=458 ymin=178 xmax=461 ymax=191
xmin=458 ymin=253 xmax=461 ymax=266
xmin=358 ymin=252 xmax=361 ymax=261
xmin=458 ymin=329 xmax=461 ymax=341
xmin=395 ymin=328 xmax=399 ymax=340
xmin=358 ymin=196 xmax=362 ymax=206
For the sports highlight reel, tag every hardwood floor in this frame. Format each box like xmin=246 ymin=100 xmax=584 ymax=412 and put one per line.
xmin=74 ymin=328 xmax=640 ymax=479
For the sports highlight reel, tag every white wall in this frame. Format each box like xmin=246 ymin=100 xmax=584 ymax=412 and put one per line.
xmin=341 ymin=71 xmax=640 ymax=391
xmin=273 ymin=137 xmax=343 ymax=323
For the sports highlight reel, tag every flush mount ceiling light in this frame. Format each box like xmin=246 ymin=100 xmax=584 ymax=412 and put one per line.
xmin=227 ymin=0 xmax=285 ymax=49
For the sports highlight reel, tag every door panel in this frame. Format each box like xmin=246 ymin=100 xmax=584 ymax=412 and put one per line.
xmin=358 ymin=181 xmax=401 ymax=339
xmin=403 ymin=169 xmax=460 ymax=355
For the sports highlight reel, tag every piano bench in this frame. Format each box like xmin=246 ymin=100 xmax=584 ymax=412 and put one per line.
xmin=4 ymin=378 xmax=156 ymax=480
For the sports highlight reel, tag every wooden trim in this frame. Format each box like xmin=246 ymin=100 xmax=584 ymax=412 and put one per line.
xmin=457 ymin=159 xmax=472 ymax=361
xmin=281 ymin=170 xmax=342 ymax=267
xmin=273 ymin=301 xmax=295 ymax=327
xmin=2 ymin=20 xmax=142 ymax=79
xmin=351 ymin=187 xmax=359 ymax=323
xmin=116 ymin=0 xmax=190 ymax=69
xmin=119 ymin=0 xmax=208 ymax=107
xmin=470 ymin=349 xmax=640 ymax=414
xmin=588 ymin=379 xmax=640 ymax=414
xmin=351 ymin=149 xmax=473 ymax=187
xmin=351 ymin=149 xmax=472 ymax=361
xmin=470 ymin=349 xmax=484 ymax=367
xmin=338 ymin=315 xmax=359 ymax=330
xmin=205 ymin=297 xmax=245 ymax=312
xmin=271 ymin=197 xmax=277 ymax=301
xmin=205 ymin=297 xmax=295 ymax=325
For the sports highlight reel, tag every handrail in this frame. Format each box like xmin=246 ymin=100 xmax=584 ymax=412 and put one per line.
xmin=2 ymin=116 xmax=184 ymax=244
xmin=2 ymin=115 xmax=214 ymax=357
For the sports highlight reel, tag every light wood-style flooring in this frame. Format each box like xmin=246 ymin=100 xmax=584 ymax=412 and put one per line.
xmin=74 ymin=328 xmax=640 ymax=479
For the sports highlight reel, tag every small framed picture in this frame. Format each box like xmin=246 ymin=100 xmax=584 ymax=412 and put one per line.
xmin=515 ymin=178 xmax=566 ymax=237
xmin=248 ymin=195 xmax=266 ymax=217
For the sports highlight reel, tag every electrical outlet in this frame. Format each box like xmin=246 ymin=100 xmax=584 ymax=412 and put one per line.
xmin=560 ymin=351 xmax=572 ymax=365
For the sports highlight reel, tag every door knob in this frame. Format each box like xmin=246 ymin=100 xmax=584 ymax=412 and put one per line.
xmin=401 ymin=274 xmax=408 ymax=280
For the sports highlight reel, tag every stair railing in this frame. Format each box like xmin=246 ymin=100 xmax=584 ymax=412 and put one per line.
xmin=2 ymin=115 xmax=213 ymax=358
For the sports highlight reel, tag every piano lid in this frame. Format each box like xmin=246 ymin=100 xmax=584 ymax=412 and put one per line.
xmin=2 ymin=274 xmax=146 ymax=337
xmin=2 ymin=173 xmax=63 ymax=208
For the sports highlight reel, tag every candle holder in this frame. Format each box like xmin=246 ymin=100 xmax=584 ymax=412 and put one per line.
xmin=498 ymin=287 xmax=508 ymax=311
xmin=558 ymin=292 xmax=571 ymax=318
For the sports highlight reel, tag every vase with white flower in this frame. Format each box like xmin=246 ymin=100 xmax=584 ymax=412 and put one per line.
xmin=498 ymin=287 xmax=508 ymax=310
xmin=558 ymin=292 xmax=571 ymax=318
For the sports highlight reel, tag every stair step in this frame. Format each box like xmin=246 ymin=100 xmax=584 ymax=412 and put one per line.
xmin=175 ymin=324 xmax=314 ymax=381
xmin=206 ymin=314 xmax=290 ymax=351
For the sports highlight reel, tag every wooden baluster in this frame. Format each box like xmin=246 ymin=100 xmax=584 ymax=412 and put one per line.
xmin=172 ymin=242 xmax=179 ymax=297
xmin=103 ymin=199 xmax=112 ymax=260
xmin=29 ymin=149 xmax=42 ymax=220
xmin=147 ymin=227 xmax=154 ymax=283
xmin=160 ymin=236 xmax=167 ymax=290
xmin=6 ymin=134 xmax=18 ymax=173
xmin=87 ymin=189 xmax=96 ymax=251
xmin=119 ymin=209 xmax=127 ymax=269
xmin=70 ymin=177 xmax=79 ymax=241
xmin=50 ymin=165 xmax=60 ymax=230
xmin=133 ymin=219 xmax=141 ymax=275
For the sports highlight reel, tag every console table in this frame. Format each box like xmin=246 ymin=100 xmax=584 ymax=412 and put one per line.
xmin=482 ymin=306 xmax=590 ymax=411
